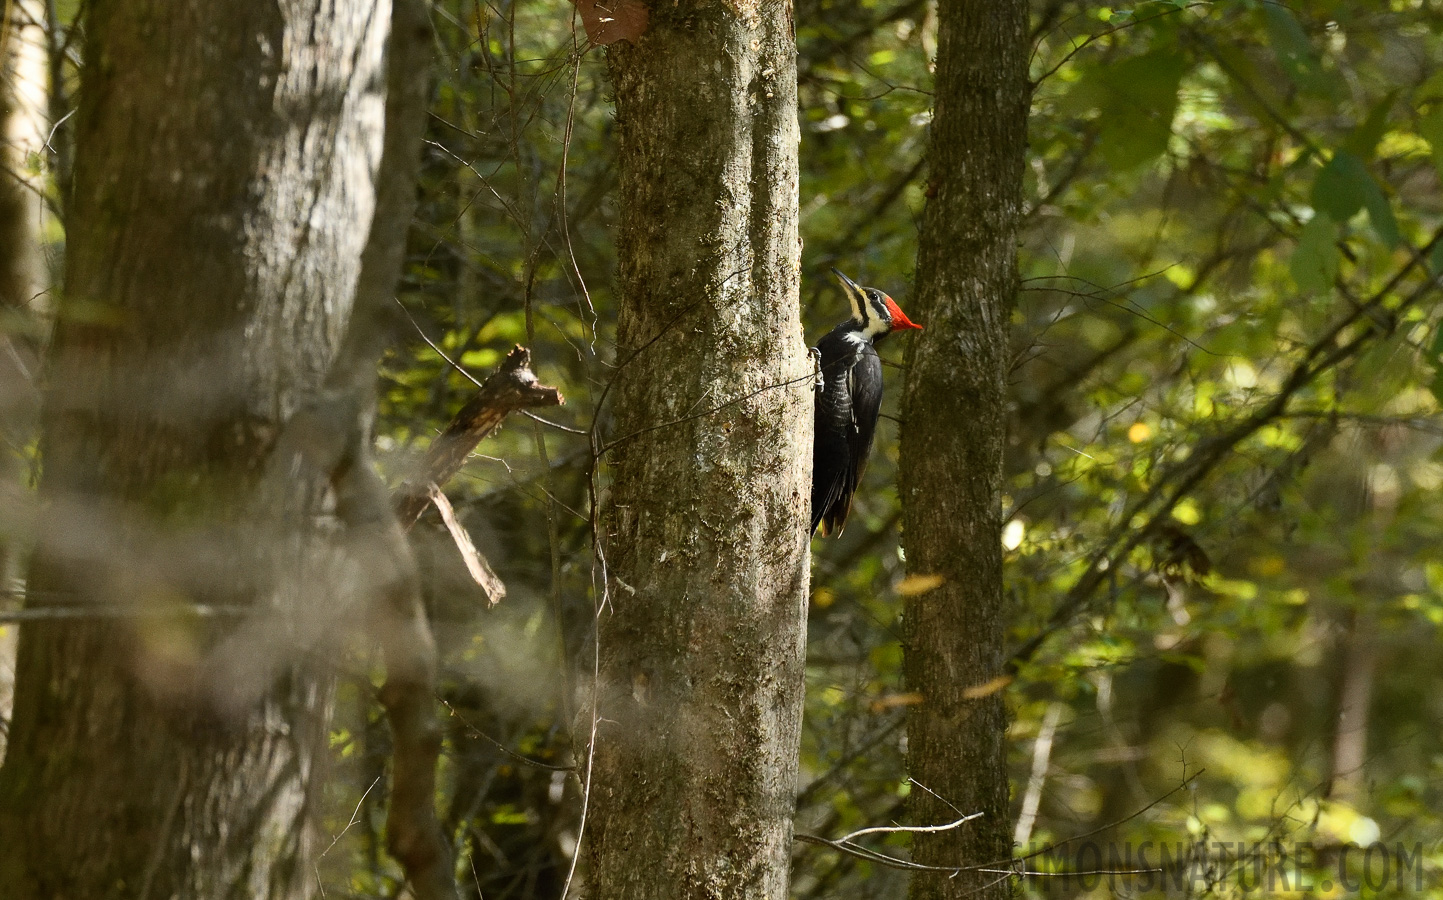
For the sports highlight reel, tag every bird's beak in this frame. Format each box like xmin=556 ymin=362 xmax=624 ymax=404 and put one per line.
xmin=831 ymin=267 xmax=866 ymax=303
xmin=831 ymin=268 xmax=869 ymax=322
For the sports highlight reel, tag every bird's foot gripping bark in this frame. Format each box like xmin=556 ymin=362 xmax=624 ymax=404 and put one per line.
xmin=810 ymin=346 xmax=824 ymax=391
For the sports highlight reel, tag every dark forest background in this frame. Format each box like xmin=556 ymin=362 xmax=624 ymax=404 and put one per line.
xmin=2 ymin=0 xmax=1442 ymax=897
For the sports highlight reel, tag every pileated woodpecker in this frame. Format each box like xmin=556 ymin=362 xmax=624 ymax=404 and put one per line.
xmin=811 ymin=269 xmax=922 ymax=536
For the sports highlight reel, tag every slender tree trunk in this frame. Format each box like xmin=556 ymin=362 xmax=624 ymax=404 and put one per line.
xmin=0 ymin=0 xmax=46 ymax=317
xmin=587 ymin=3 xmax=810 ymax=897
xmin=1328 ymin=611 xmax=1376 ymax=801
xmin=898 ymin=3 xmax=1029 ymax=898
xmin=0 ymin=0 xmax=50 ymax=758
xmin=0 ymin=3 xmax=389 ymax=897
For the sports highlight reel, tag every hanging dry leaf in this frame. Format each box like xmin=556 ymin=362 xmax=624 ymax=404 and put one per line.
xmin=573 ymin=0 xmax=648 ymax=45
xmin=869 ymin=691 xmax=924 ymax=713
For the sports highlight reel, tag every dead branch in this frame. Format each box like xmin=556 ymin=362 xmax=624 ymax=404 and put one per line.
xmin=394 ymin=344 xmax=564 ymax=530
xmin=375 ymin=347 xmax=558 ymax=900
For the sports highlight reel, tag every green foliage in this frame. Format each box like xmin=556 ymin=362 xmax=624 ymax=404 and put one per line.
xmin=1075 ymin=47 xmax=1189 ymax=170
xmin=1291 ymin=212 xmax=1339 ymax=294
xmin=304 ymin=0 xmax=1443 ymax=897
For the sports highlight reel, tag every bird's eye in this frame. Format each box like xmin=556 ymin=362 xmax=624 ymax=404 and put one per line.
xmin=869 ymin=293 xmax=890 ymax=319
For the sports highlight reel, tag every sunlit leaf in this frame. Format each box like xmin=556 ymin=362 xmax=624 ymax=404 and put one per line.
xmin=1416 ymin=106 xmax=1443 ymax=184
xmin=1344 ymin=92 xmax=1396 ymax=159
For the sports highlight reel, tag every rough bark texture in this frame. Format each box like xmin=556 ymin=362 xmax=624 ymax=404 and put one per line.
xmin=588 ymin=2 xmax=811 ymax=897
xmin=0 ymin=2 xmax=388 ymax=897
xmin=898 ymin=3 xmax=1029 ymax=899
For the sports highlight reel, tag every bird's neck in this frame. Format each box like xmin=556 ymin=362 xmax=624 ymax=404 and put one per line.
xmin=845 ymin=316 xmax=890 ymax=344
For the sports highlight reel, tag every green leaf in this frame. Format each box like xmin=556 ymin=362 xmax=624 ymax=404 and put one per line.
xmin=1090 ymin=50 xmax=1190 ymax=170
xmin=1429 ymin=325 xmax=1443 ymax=406
xmin=1417 ymin=107 xmax=1443 ymax=184
xmin=1416 ymin=69 xmax=1443 ymax=103
xmin=1429 ymin=240 xmax=1443 ymax=277
xmin=1343 ymin=92 xmax=1396 ymax=160
xmin=1312 ymin=151 xmax=1400 ymax=248
xmin=1290 ymin=213 xmax=1338 ymax=294
xmin=1361 ymin=181 xmax=1400 ymax=249
xmin=1262 ymin=6 xmax=1337 ymax=98
xmin=1310 ymin=151 xmax=1374 ymax=223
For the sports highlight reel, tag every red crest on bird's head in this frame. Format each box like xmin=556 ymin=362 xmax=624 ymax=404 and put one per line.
xmin=882 ymin=295 xmax=922 ymax=332
xmin=832 ymin=268 xmax=924 ymax=335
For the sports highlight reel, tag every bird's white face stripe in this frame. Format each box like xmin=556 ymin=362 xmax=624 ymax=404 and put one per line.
xmin=858 ymin=293 xmax=891 ymax=339
xmin=846 ymin=281 xmax=871 ymax=329
xmin=838 ymin=272 xmax=893 ymax=339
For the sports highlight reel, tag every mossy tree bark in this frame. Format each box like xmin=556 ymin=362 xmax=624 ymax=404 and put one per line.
xmin=0 ymin=2 xmax=390 ymax=897
xmin=587 ymin=2 xmax=811 ymax=897
xmin=898 ymin=3 xmax=1030 ymax=899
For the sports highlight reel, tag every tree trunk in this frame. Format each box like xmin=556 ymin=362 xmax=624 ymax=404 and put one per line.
xmin=1327 ymin=611 xmax=1376 ymax=802
xmin=0 ymin=3 xmax=388 ymax=897
xmin=0 ymin=0 xmax=47 ymax=318
xmin=898 ymin=3 xmax=1029 ymax=899
xmin=0 ymin=0 xmax=50 ymax=759
xmin=587 ymin=3 xmax=810 ymax=897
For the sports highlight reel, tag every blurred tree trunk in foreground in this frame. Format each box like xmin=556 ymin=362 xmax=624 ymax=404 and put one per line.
xmin=0 ymin=0 xmax=50 ymax=758
xmin=0 ymin=2 xmax=388 ymax=896
xmin=899 ymin=2 xmax=1030 ymax=898
xmin=587 ymin=1 xmax=812 ymax=896
xmin=0 ymin=0 xmax=46 ymax=323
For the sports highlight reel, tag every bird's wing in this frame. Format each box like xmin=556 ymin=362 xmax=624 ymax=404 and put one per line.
xmin=812 ymin=341 xmax=883 ymax=536
xmin=811 ymin=338 xmax=857 ymax=535
xmin=839 ymin=345 xmax=883 ymax=520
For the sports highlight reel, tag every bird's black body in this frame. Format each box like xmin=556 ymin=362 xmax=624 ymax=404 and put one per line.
xmin=811 ymin=325 xmax=885 ymax=536
xmin=810 ymin=270 xmax=921 ymax=536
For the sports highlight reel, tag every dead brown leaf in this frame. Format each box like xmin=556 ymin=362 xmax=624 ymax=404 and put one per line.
xmin=572 ymin=0 xmax=648 ymax=45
